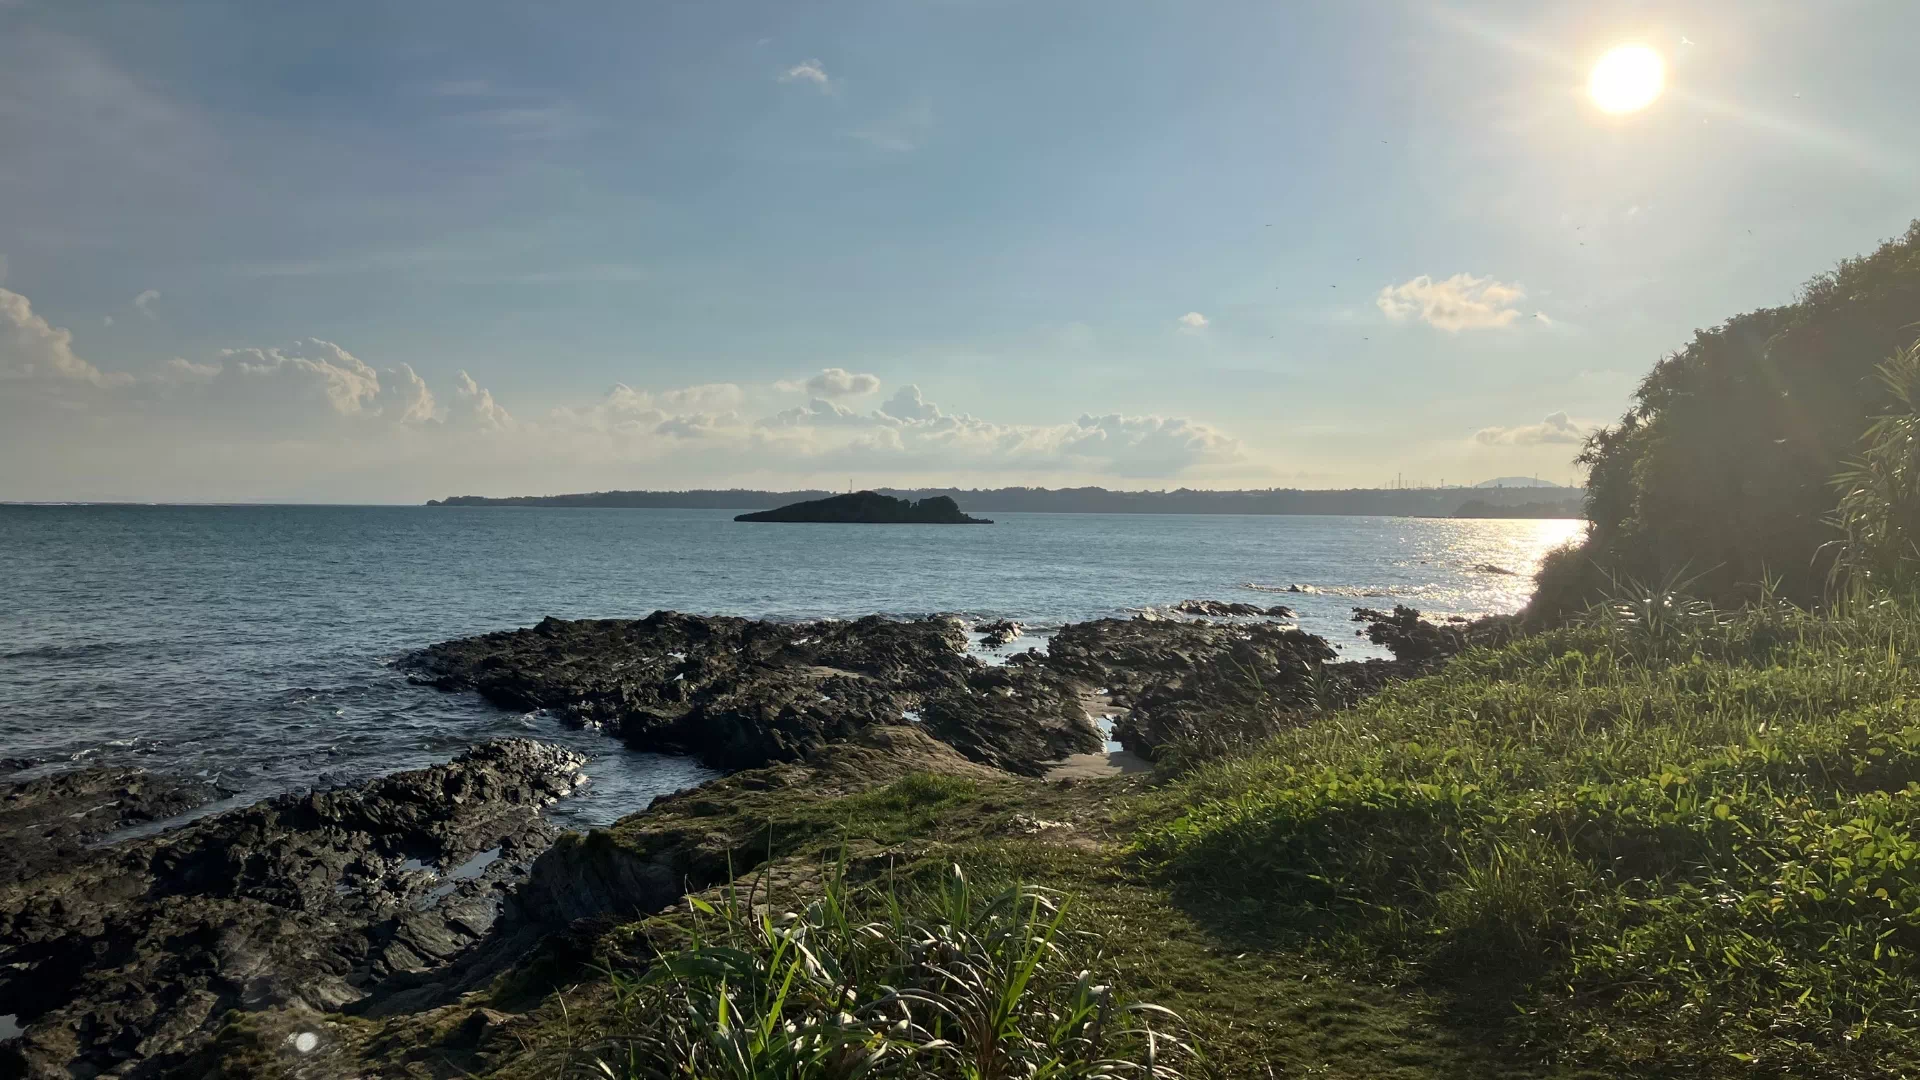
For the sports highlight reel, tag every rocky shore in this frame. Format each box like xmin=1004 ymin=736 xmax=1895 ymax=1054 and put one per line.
xmin=0 ymin=602 xmax=1499 ymax=1078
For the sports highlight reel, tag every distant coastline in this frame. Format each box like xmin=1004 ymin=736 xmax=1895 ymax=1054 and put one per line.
xmin=427 ymin=484 xmax=1585 ymax=519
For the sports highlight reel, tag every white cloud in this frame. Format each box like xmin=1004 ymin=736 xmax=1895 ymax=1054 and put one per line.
xmin=452 ymin=370 xmax=513 ymax=430
xmin=1177 ymin=311 xmax=1209 ymax=330
xmin=660 ymin=382 xmax=745 ymax=411
xmin=762 ymin=397 xmax=872 ymax=429
xmin=779 ymin=367 xmax=881 ymax=399
xmin=779 ymin=60 xmax=830 ymax=88
xmin=0 ymin=287 xmax=129 ymax=386
xmin=0 ymin=283 xmax=1254 ymax=500
xmin=221 ymin=340 xmax=435 ymax=421
xmin=1377 ymin=273 xmax=1530 ymax=331
xmin=1474 ymin=411 xmax=1588 ymax=446
xmin=880 ymin=385 xmax=940 ymax=422
xmin=133 ymin=289 xmax=160 ymax=317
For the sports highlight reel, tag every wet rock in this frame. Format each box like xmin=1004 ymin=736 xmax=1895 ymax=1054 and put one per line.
xmin=0 ymin=739 xmax=585 ymax=1080
xmin=0 ymin=766 xmax=227 ymax=886
xmin=409 ymin=612 xmax=1099 ymax=775
xmin=976 ymin=619 xmax=1023 ymax=649
xmin=0 ymin=758 xmax=40 ymax=775
xmin=1045 ymin=617 xmax=1337 ymax=760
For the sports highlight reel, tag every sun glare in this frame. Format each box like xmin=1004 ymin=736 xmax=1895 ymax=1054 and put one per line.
xmin=1589 ymin=45 xmax=1665 ymax=114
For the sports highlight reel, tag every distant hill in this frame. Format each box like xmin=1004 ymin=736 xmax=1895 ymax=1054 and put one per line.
xmin=736 ymin=492 xmax=991 ymax=524
xmin=429 ymin=485 xmax=1587 ymax=518
xmin=1474 ymin=476 xmax=1568 ymax=489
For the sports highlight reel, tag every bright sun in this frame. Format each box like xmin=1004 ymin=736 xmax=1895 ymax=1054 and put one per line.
xmin=1589 ymin=45 xmax=1666 ymax=114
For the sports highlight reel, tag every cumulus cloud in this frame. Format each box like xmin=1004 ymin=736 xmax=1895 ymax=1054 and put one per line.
xmin=880 ymin=385 xmax=940 ymax=422
xmin=779 ymin=60 xmax=830 ymax=88
xmin=1474 ymin=411 xmax=1587 ymax=446
xmin=761 ymin=397 xmax=871 ymax=429
xmin=134 ymin=289 xmax=160 ymax=317
xmin=1177 ymin=311 xmax=1209 ymax=330
xmin=1377 ymin=273 xmax=1529 ymax=331
xmin=777 ymin=367 xmax=881 ymax=399
xmin=0 ymin=283 xmax=1252 ymax=500
xmin=222 ymin=340 xmax=436 ymax=422
xmin=0 ymin=287 xmax=129 ymax=386
xmin=660 ymin=382 xmax=745 ymax=411
xmin=453 ymin=370 xmax=513 ymax=430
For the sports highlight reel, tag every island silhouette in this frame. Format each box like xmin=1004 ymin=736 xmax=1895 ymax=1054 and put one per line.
xmin=734 ymin=491 xmax=992 ymax=524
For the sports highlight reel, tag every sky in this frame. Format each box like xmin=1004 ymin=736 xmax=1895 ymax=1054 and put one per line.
xmin=1 ymin=0 xmax=1916 ymax=503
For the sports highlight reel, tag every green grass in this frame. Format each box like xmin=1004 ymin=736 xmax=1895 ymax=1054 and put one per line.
xmin=1136 ymin=597 xmax=1920 ymax=1077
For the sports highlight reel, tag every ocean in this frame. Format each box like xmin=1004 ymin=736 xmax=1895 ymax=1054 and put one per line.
xmin=0 ymin=505 xmax=1583 ymax=826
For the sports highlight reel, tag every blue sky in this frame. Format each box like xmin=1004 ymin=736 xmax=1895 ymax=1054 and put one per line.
xmin=2 ymin=0 xmax=1915 ymax=501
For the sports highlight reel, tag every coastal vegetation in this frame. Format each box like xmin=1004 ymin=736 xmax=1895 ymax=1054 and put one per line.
xmin=1536 ymin=221 xmax=1920 ymax=615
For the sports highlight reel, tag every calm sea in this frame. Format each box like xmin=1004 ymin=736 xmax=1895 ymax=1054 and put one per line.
xmin=0 ymin=506 xmax=1583 ymax=825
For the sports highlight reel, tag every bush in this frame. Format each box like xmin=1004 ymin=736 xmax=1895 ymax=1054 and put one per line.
xmin=1563 ymin=222 xmax=1920 ymax=609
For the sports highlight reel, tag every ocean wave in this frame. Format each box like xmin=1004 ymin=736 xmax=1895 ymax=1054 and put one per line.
xmin=2 ymin=640 xmax=142 ymax=661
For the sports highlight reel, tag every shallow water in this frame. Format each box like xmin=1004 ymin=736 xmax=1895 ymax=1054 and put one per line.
xmin=0 ymin=505 xmax=1582 ymax=825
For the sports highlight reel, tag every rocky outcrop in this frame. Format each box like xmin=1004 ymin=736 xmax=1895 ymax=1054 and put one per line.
xmin=407 ymin=612 xmax=1101 ymax=776
xmin=0 ymin=739 xmax=586 ymax=1080
xmin=1170 ymin=599 xmax=1293 ymax=618
xmin=1045 ymin=618 xmax=1338 ymax=759
xmin=976 ymin=619 xmax=1023 ymax=649
xmin=1350 ymin=605 xmax=1517 ymax=667
xmin=0 ymin=766 xmax=228 ymax=886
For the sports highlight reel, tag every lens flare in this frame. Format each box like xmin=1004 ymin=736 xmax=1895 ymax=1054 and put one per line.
xmin=1589 ymin=45 xmax=1666 ymax=114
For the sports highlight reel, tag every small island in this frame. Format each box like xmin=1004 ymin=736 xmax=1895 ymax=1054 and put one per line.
xmin=734 ymin=490 xmax=993 ymax=524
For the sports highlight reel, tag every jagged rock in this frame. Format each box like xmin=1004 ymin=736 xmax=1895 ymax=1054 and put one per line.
xmin=1171 ymin=599 xmax=1279 ymax=617
xmin=1351 ymin=605 xmax=1516 ymax=667
xmin=1045 ymin=617 xmax=1337 ymax=760
xmin=0 ymin=766 xmax=227 ymax=886
xmin=408 ymin=612 xmax=1100 ymax=776
xmin=976 ymin=619 xmax=1023 ymax=649
xmin=0 ymin=739 xmax=585 ymax=1080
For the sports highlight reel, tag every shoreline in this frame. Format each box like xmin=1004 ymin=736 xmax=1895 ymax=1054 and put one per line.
xmin=0 ymin=602 xmax=1489 ymax=1076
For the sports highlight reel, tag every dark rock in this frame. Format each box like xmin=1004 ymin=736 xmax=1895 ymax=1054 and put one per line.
xmin=735 ymin=491 xmax=991 ymax=524
xmin=407 ymin=612 xmax=1100 ymax=775
xmin=1351 ymin=605 xmax=1516 ymax=667
xmin=0 ymin=758 xmax=39 ymax=775
xmin=0 ymin=739 xmax=585 ymax=1080
xmin=1171 ymin=599 xmax=1275 ymax=617
xmin=1043 ymin=617 xmax=1337 ymax=760
xmin=0 ymin=766 xmax=226 ymax=886
xmin=976 ymin=619 xmax=1023 ymax=649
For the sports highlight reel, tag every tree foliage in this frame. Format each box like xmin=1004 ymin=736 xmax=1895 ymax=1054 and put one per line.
xmin=1543 ymin=221 xmax=1920 ymax=613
